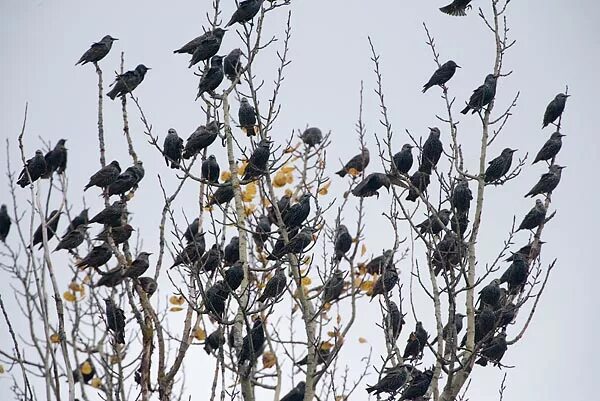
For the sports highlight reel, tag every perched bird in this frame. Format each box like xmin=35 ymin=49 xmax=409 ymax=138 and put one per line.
xmin=89 ymin=201 xmax=127 ymax=227
xmin=476 ymin=332 xmax=508 ymax=366
xmin=224 ymin=48 xmax=244 ymax=81
xmin=497 ymin=302 xmax=517 ymax=327
xmin=198 ymin=243 xmax=223 ymax=272
xmin=226 ymin=0 xmax=265 ymax=26
xmin=423 ymin=60 xmax=460 ymax=92
xmin=93 ymin=267 xmax=124 ymax=288
xmin=239 ymin=318 xmax=266 ymax=365
xmin=76 ymin=35 xmax=117 ymax=65
xmin=107 ymin=163 xmax=144 ymax=196
xmin=64 ymin=209 xmax=89 ymax=235
xmin=450 ymin=212 xmax=469 ymax=237
xmin=269 ymin=228 xmax=298 ymax=261
xmin=206 ymin=183 xmax=235 ymax=207
xmin=525 ymin=165 xmax=565 ymax=197
xmin=392 ymin=144 xmax=414 ymax=175
xmin=204 ymin=328 xmax=226 ymax=354
xmin=76 ymin=243 xmax=113 ymax=269
xmin=268 ymin=194 xmax=291 ymax=225
xmin=484 ymin=148 xmax=517 ymax=183
xmin=542 ymin=93 xmax=569 ymax=128
xmin=252 ymin=215 xmax=272 ymax=251
xmin=95 ymin=224 xmax=135 ymax=245
xmin=478 ymin=279 xmax=501 ymax=308
xmin=282 ymin=194 xmax=311 ymax=229
xmin=399 ymin=369 xmax=433 ymax=401
xmin=54 ymin=225 xmax=87 ymax=252
xmin=239 ymin=98 xmax=258 ymax=136
xmin=416 ymin=209 xmax=451 ymax=235
xmin=385 ymin=301 xmax=405 ymax=342
xmin=406 ymin=171 xmax=430 ymax=202
xmin=500 ymin=253 xmax=529 ymax=293
xmin=451 ymin=178 xmax=472 ymax=213
xmin=243 ymin=139 xmax=271 ymax=180
xmin=204 ymin=280 xmax=230 ymax=318
xmin=0 ymin=204 xmax=11 ymax=242
xmin=138 ymin=277 xmax=158 ymax=298
xmin=84 ymin=160 xmax=121 ymax=191
xmin=461 ymin=74 xmax=498 ymax=114
xmin=440 ymin=0 xmax=473 ymax=16
xmin=334 ymin=225 xmax=353 ymax=262
xmin=184 ymin=218 xmax=200 ymax=243
xmin=123 ymin=252 xmax=152 ymax=279
xmin=224 ymin=236 xmax=240 ymax=266
xmin=336 ymin=148 xmax=370 ymax=177
xmin=432 ymin=313 xmax=465 ymax=345
xmin=419 ymin=127 xmax=443 ymax=174
xmin=163 ymin=129 xmax=184 ymax=168
xmin=183 ymin=121 xmax=220 ymax=159
xmin=370 ymin=265 xmax=398 ymax=299
xmin=506 ymin=241 xmax=544 ymax=262
xmin=403 ymin=332 xmax=421 ymax=360
xmin=42 ymin=139 xmax=68 ymax=177
xmin=107 ymin=64 xmax=150 ymax=100
xmin=366 ymin=365 xmax=411 ymax=395
xmin=533 ymin=132 xmax=565 ymax=164
xmin=301 ymin=127 xmax=323 ymax=148
xmin=296 ymin=343 xmax=331 ymax=367
xmin=196 ymin=56 xmax=224 ymax=99
xmin=366 ymin=249 xmax=394 ymax=275
xmin=202 ymin=155 xmax=220 ymax=183
xmin=32 ymin=210 xmax=61 ymax=249
xmin=224 ymin=261 xmax=245 ymax=291
xmin=517 ymin=199 xmax=547 ymax=231
xmin=171 ymin=232 xmax=206 ymax=268
xmin=104 ymin=298 xmax=126 ymax=344
xmin=267 ymin=227 xmax=314 ymax=260
xmin=257 ymin=266 xmax=287 ymax=302
xmin=17 ymin=150 xmax=47 ymax=187
xmin=322 ymin=270 xmax=345 ymax=304
xmin=186 ymin=29 xmax=227 ymax=68
xmin=415 ymin=322 xmax=429 ymax=353
xmin=279 ymin=381 xmax=306 ymax=401
xmin=432 ymin=232 xmax=466 ymax=276
xmin=351 ymin=173 xmax=391 ymax=198
xmin=468 ymin=305 xmax=496 ymax=344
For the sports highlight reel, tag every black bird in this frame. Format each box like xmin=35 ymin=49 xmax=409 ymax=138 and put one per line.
xmin=268 ymin=194 xmax=291 ymax=225
xmin=186 ymin=29 xmax=227 ymax=68
xmin=268 ymin=227 xmax=314 ymax=260
xmin=367 ymin=365 xmax=411 ymax=395
xmin=416 ymin=209 xmax=452 ymax=235
xmin=104 ymin=298 xmax=126 ymax=344
xmin=0 ymin=205 xmax=11 ymax=242
xmin=301 ymin=127 xmax=323 ymax=148
xmin=64 ymin=209 xmax=89 ymax=235
xmin=432 ymin=232 xmax=466 ymax=276
xmin=163 ymin=129 xmax=184 ymax=168
xmin=107 ymin=64 xmax=150 ymax=100
xmin=76 ymin=35 xmax=118 ymax=65
xmin=476 ymin=332 xmax=508 ymax=366
xmin=279 ymin=381 xmax=306 ymax=401
xmin=206 ymin=182 xmax=235 ymax=207
xmin=124 ymin=252 xmax=152 ymax=279
xmin=93 ymin=267 xmax=124 ymax=288
xmin=42 ymin=139 xmax=68 ymax=177
xmin=334 ymin=224 xmax=353 ymax=262
xmin=497 ymin=302 xmax=517 ymax=327
xmin=322 ymin=270 xmax=345 ymax=304
xmin=450 ymin=212 xmax=469 ymax=237
xmin=224 ymin=236 xmax=240 ymax=266
xmin=224 ymin=261 xmax=245 ymax=291
xmin=533 ymin=132 xmax=565 ymax=164
xmin=243 ymin=139 xmax=271 ymax=180
xmin=370 ymin=265 xmax=398 ymax=299
xmin=423 ymin=60 xmax=460 ymax=92
xmin=451 ymin=178 xmax=472 ymax=213
xmin=366 ymin=249 xmax=394 ymax=275
xmin=500 ymin=253 xmax=529 ymax=293
xmin=238 ymin=317 xmax=265 ymax=365
xmin=282 ymin=194 xmax=311 ymax=229
xmin=415 ymin=322 xmax=429 ymax=353
xmin=269 ymin=229 xmax=298 ymax=259
xmin=406 ymin=171 xmax=431 ymax=202
xmin=543 ymin=93 xmax=569 ymax=128
xmin=419 ymin=127 xmax=443 ymax=174
xmin=196 ymin=56 xmax=224 ymax=99
xmin=226 ymin=0 xmax=265 ymax=26
xmin=184 ymin=218 xmax=200 ymax=243
xmin=506 ymin=241 xmax=545 ymax=262
xmin=484 ymin=148 xmax=517 ymax=183
xmin=385 ymin=301 xmax=405 ymax=342
xmin=202 ymin=155 xmax=220 ymax=183
xmin=32 ymin=210 xmax=61 ymax=249
xmin=336 ymin=148 xmax=370 ymax=177
xmin=257 ymin=266 xmax=287 ymax=302
xmin=54 ymin=225 xmax=86 ymax=252
xmin=468 ymin=305 xmax=496 ymax=344
xmin=295 ymin=343 xmax=331 ymax=366
xmin=84 ymin=160 xmax=121 ymax=191
xmin=392 ymin=144 xmax=414 ymax=175
xmin=461 ymin=74 xmax=498 ymax=114
xmin=252 ymin=215 xmax=272 ymax=251
xmin=183 ymin=121 xmax=220 ymax=159
xmin=204 ymin=328 xmax=226 ymax=354
xmin=108 ymin=162 xmax=144 ymax=196
xmin=403 ymin=332 xmax=421 ymax=360
xmin=198 ymin=243 xmax=223 ymax=273
xmin=517 ymin=199 xmax=547 ymax=231
xmin=171 ymin=232 xmax=206 ymax=268
xmin=224 ymin=48 xmax=244 ymax=81
xmin=525 ymin=165 xmax=565 ymax=197
xmin=432 ymin=313 xmax=465 ymax=345
xmin=76 ymin=243 xmax=113 ymax=269
xmin=399 ymin=369 xmax=433 ymax=401
xmin=478 ymin=279 xmax=501 ymax=308
xmin=89 ymin=201 xmax=127 ymax=227
xmin=239 ymin=98 xmax=258 ymax=136
xmin=440 ymin=0 xmax=473 ymax=16
xmin=204 ymin=280 xmax=230 ymax=318
xmin=95 ymin=224 xmax=135 ymax=245
xmin=138 ymin=277 xmax=158 ymax=298
xmin=352 ymin=173 xmax=391 ymax=198
xmin=17 ymin=150 xmax=47 ymax=188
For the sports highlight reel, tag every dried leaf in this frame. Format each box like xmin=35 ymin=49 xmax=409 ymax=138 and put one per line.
xmin=50 ymin=333 xmax=61 ymax=344
xmin=63 ymin=291 xmax=76 ymax=302
xmin=284 ymin=188 xmax=293 ymax=197
xmin=273 ymin=171 xmax=287 ymax=188
xmin=169 ymin=295 xmax=185 ymax=305
xmin=360 ymin=280 xmax=374 ymax=294
xmin=90 ymin=378 xmax=102 ymax=388
xmin=327 ymin=331 xmax=336 ymax=338
xmin=169 ymin=306 xmax=184 ymax=312
xmin=220 ymin=171 xmax=232 ymax=181
xmin=262 ymin=351 xmax=277 ymax=369
xmin=336 ymin=314 xmax=342 ymax=325
xmin=320 ymin=341 xmax=333 ymax=351
xmin=238 ymin=161 xmax=248 ymax=176
xmin=301 ymin=276 xmax=312 ymax=286
xmin=193 ymin=328 xmax=206 ymax=341
xmin=318 ymin=181 xmax=331 ymax=196
xmin=244 ymin=205 xmax=257 ymax=217
xmin=348 ymin=168 xmax=359 ymax=177
xmin=0 ymin=364 xmax=4 ymax=374
xmin=285 ymin=173 xmax=294 ymax=184
xmin=81 ymin=361 xmax=93 ymax=375
xmin=360 ymin=243 xmax=367 ymax=257
xmin=69 ymin=281 xmax=83 ymax=292
xmin=358 ymin=337 xmax=367 ymax=344
xmin=109 ymin=355 xmax=122 ymax=365
xmin=280 ymin=165 xmax=295 ymax=174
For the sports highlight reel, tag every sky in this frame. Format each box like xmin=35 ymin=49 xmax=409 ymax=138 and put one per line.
xmin=1 ymin=0 xmax=600 ymax=400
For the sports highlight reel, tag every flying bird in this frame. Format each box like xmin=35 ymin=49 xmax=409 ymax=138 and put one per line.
xmin=440 ymin=0 xmax=473 ymax=16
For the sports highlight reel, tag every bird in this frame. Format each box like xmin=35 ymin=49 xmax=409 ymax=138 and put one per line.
xmin=533 ymin=132 xmax=565 ymax=164
xmin=439 ymin=0 xmax=473 ymax=16
xmin=89 ymin=201 xmax=127 ymax=227
xmin=333 ymin=225 xmax=353 ymax=262
xmin=42 ymin=139 xmax=68 ymax=178
xmin=84 ymin=160 xmax=121 ymax=191
xmin=107 ymin=168 xmax=138 ymax=196
xmin=185 ymin=29 xmax=227 ymax=68
xmin=406 ymin=171 xmax=431 ymax=202
xmin=451 ymin=178 xmax=472 ymax=213
xmin=461 ymin=74 xmax=498 ymax=114
xmin=171 ymin=232 xmax=206 ymax=268
xmin=224 ymin=48 xmax=244 ymax=82
xmin=484 ymin=148 xmax=517 ymax=183
xmin=0 ymin=205 xmax=11 ymax=242
xmin=226 ymin=0 xmax=265 ymax=26
xmin=301 ymin=127 xmax=323 ymax=148
xmin=138 ymin=277 xmax=158 ymax=298
xmin=497 ymin=302 xmax=517 ymax=327
xmin=267 ymin=227 xmax=314 ymax=260
xmin=17 ymin=150 xmax=47 ymax=187
xmin=336 ymin=148 xmax=370 ymax=177
xmin=322 ymin=270 xmax=345 ymax=304
xmin=64 ymin=209 xmax=89 ymax=235
xmin=370 ymin=265 xmax=398 ymax=299
xmin=403 ymin=332 xmax=421 ymax=360
xmin=432 ymin=313 xmax=466 ymax=345
xmin=204 ymin=280 xmax=230 ymax=318
xmin=196 ymin=56 xmax=224 ymax=99
xmin=423 ymin=60 xmax=460 ymax=92
xmin=202 ymin=155 xmax=220 ymax=183
xmin=385 ymin=301 xmax=405 ymax=342
xmin=499 ymin=253 xmax=529 ymax=293
xmin=224 ymin=261 xmax=245 ymax=291
xmin=243 ymin=139 xmax=271 ymax=180
xmin=399 ymin=369 xmax=434 ymax=401
xmin=525 ymin=165 xmax=565 ymax=197
xmin=266 ymin=229 xmax=296 ymax=263
xmin=475 ymin=332 xmax=508 ymax=366
xmin=252 ymin=215 xmax=272 ymax=251
xmin=414 ymin=322 xmax=429 ymax=353
xmin=478 ymin=279 xmax=501 ymax=308
xmin=107 ymin=64 xmax=150 ymax=100
xmin=204 ymin=328 xmax=226 ymax=355
xmin=517 ymin=199 xmax=547 ymax=231
xmin=282 ymin=194 xmax=311 ymax=229
xmin=183 ymin=218 xmax=200 ymax=243
xmin=419 ymin=127 xmax=444 ymax=174
xmin=416 ymin=209 xmax=452 ymax=235
xmin=468 ymin=305 xmax=496 ymax=344
xmin=206 ymin=183 xmax=235 ymax=207
xmin=93 ymin=266 xmax=125 ymax=288
xmin=351 ymin=173 xmax=391 ymax=198
xmin=104 ymin=298 xmax=126 ymax=344
xmin=432 ymin=232 xmax=466 ymax=276
xmin=295 ymin=343 xmax=331 ymax=367
xmin=392 ymin=144 xmax=414 ymax=175
xmin=76 ymin=243 xmax=113 ymax=269
xmin=238 ymin=317 xmax=265 ymax=365
xmin=95 ymin=224 xmax=135 ymax=245
xmin=224 ymin=236 xmax=240 ymax=266
xmin=257 ymin=266 xmax=287 ymax=302
xmin=163 ymin=129 xmax=184 ymax=168
xmin=32 ymin=210 xmax=61 ymax=249
xmin=76 ymin=35 xmax=118 ymax=65
xmin=54 ymin=225 xmax=87 ymax=252
xmin=543 ymin=93 xmax=569 ymax=128
xmin=238 ymin=98 xmax=258 ymax=136
xmin=450 ymin=212 xmax=469 ymax=237
xmin=506 ymin=241 xmax=544 ymax=262
xmin=279 ymin=381 xmax=306 ymax=401
xmin=198 ymin=244 xmax=223 ymax=273
xmin=366 ymin=249 xmax=394 ymax=275
xmin=268 ymin=194 xmax=291 ymax=225
xmin=366 ymin=365 xmax=411 ymax=395
xmin=183 ymin=121 xmax=220 ymax=159
xmin=123 ymin=252 xmax=152 ymax=279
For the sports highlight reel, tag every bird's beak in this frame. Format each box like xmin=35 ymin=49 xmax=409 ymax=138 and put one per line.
xmin=565 ymin=94 xmax=571 ymax=97
xmin=511 ymin=149 xmax=518 ymax=152
xmin=559 ymin=165 xmax=566 ymax=169
xmin=456 ymin=65 xmax=462 ymax=68
xmin=113 ymin=38 xmax=119 ymax=41
xmin=559 ymin=133 xmax=566 ymax=137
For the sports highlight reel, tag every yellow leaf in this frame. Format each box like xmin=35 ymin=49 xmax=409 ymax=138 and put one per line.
xmin=284 ymin=189 xmax=293 ymax=197
xmin=63 ymin=291 xmax=76 ymax=302
xmin=322 ymin=302 xmax=331 ymax=311
xmin=221 ymin=171 xmax=232 ymax=181
xmin=169 ymin=306 xmax=184 ymax=312
xmin=301 ymin=276 xmax=312 ymax=286
xmin=169 ymin=295 xmax=185 ymax=305
xmin=348 ymin=168 xmax=359 ymax=177
xmin=0 ymin=364 xmax=4 ymax=374
xmin=193 ymin=328 xmax=206 ymax=341
xmin=81 ymin=361 xmax=93 ymax=375
xmin=109 ymin=355 xmax=122 ymax=365
xmin=358 ymin=337 xmax=367 ymax=344
xmin=262 ymin=351 xmax=277 ymax=369
xmin=360 ymin=280 xmax=374 ymax=295
xmin=246 ymin=182 xmax=257 ymax=195
xmin=285 ymin=173 xmax=294 ymax=184
xmin=280 ymin=165 xmax=295 ymax=174
xmin=327 ymin=331 xmax=336 ymax=338
xmin=242 ymin=191 xmax=254 ymax=203
xmin=50 ymin=333 xmax=61 ymax=344
xmin=90 ymin=378 xmax=102 ymax=388
xmin=69 ymin=281 xmax=83 ymax=292
xmin=273 ymin=171 xmax=287 ymax=188
xmin=360 ymin=243 xmax=367 ymax=257
xmin=318 ymin=181 xmax=331 ymax=196
xmin=238 ymin=161 xmax=248 ymax=176
xmin=244 ymin=204 xmax=256 ymax=217
xmin=320 ymin=341 xmax=333 ymax=351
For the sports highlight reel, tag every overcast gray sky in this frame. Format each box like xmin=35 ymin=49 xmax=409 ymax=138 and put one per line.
xmin=1 ymin=0 xmax=599 ymax=400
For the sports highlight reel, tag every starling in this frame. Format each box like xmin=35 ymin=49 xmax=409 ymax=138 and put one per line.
xmin=433 ymin=313 xmax=465 ymax=344
xmin=406 ymin=171 xmax=430 ymax=202
xmin=333 ymin=224 xmax=353 ymax=262
xmin=461 ymin=74 xmax=498 ymax=114
xmin=104 ymin=298 xmax=126 ymax=344
xmin=475 ymin=332 xmax=508 ymax=366
xmin=204 ymin=280 xmax=230 ymax=318
xmin=123 ymin=252 xmax=152 ymax=279
xmin=206 ymin=182 xmax=235 ymax=207
xmin=202 ymin=155 xmax=220 ymax=183
xmin=351 ymin=173 xmax=391 ymax=198
xmin=432 ymin=232 xmax=466 ymax=276
xmin=497 ymin=302 xmax=517 ymax=327
xmin=76 ymin=243 xmax=113 ymax=269
xmin=93 ymin=266 xmax=124 ymax=288
xmin=54 ymin=225 xmax=86 ymax=252
xmin=542 ymin=93 xmax=569 ymax=128
xmin=415 ymin=322 xmax=429 ymax=353
xmin=484 ymin=148 xmax=517 ymax=183
xmin=478 ymin=279 xmax=501 ymax=308
xmin=76 ymin=35 xmax=118 ymax=65
xmin=517 ymin=199 xmax=547 ymax=231
xmin=224 ymin=261 xmax=245 ymax=291
xmin=533 ymin=132 xmax=565 ymax=165
xmin=269 ymin=228 xmax=298 ymax=261
xmin=17 ymin=150 xmax=47 ymax=188
xmin=171 ymin=232 xmax=206 ymax=268
xmin=268 ymin=194 xmax=291 ymax=225
xmin=72 ymin=360 xmax=96 ymax=384
xmin=107 ymin=64 xmax=150 ymax=100
xmin=267 ymin=227 xmax=314 ymax=260
xmin=95 ymin=224 xmax=135 ymax=245
xmin=451 ymin=178 xmax=472 ymax=213
xmin=198 ymin=244 xmax=223 ymax=273
xmin=472 ymin=305 xmax=496 ymax=344
xmin=322 ymin=270 xmax=345 ymax=304
xmin=403 ymin=332 xmax=421 ymax=360
xmin=385 ymin=301 xmax=405 ymax=342
xmin=183 ymin=121 xmax=220 ymax=159
xmin=366 ymin=249 xmax=394 ymax=275
xmin=370 ymin=265 xmax=398 ymax=299
xmin=392 ymin=144 xmax=414 ymax=175
xmin=226 ymin=0 xmax=265 ymax=26
xmin=335 ymin=148 xmax=370 ymax=177
xmin=282 ymin=194 xmax=311 ymax=229
xmin=301 ymin=127 xmax=323 ymax=148
xmin=239 ymin=318 xmax=265 ymax=365
xmin=108 ymin=163 xmax=143 ymax=196
xmin=423 ymin=60 xmax=460 ymax=92
xmin=525 ymin=165 xmax=565 ymax=197
xmin=243 ymin=139 xmax=271 ymax=180
xmin=163 ymin=129 xmax=184 ymax=168
xmin=186 ymin=28 xmax=227 ymax=68
xmin=439 ymin=0 xmax=473 ymax=16
xmin=138 ymin=277 xmax=158 ymax=298
xmin=64 ymin=209 xmax=89 ymax=235
xmin=419 ymin=127 xmax=443 ymax=174
xmin=450 ymin=211 xmax=469 ymax=237
xmin=296 ymin=343 xmax=331 ymax=366
xmin=224 ymin=48 xmax=244 ymax=81
xmin=506 ymin=241 xmax=544 ymax=262
xmin=399 ymin=369 xmax=433 ymax=401
xmin=416 ymin=209 xmax=451 ymax=235
xmin=366 ymin=365 xmax=411 ymax=395
xmin=257 ymin=266 xmax=287 ymax=302
xmin=42 ymin=139 xmax=68 ymax=177
xmin=224 ymin=236 xmax=240 ymax=266
xmin=184 ymin=218 xmax=200 ymax=243
xmin=196 ymin=56 xmax=224 ymax=99
xmin=499 ymin=253 xmax=529 ymax=293
xmin=204 ymin=328 xmax=226 ymax=354
xmin=89 ymin=201 xmax=127 ymax=227
xmin=0 ymin=204 xmax=11 ymax=242
xmin=32 ymin=210 xmax=61 ymax=249
xmin=239 ymin=98 xmax=258 ymax=136
xmin=84 ymin=160 xmax=121 ymax=191
xmin=253 ymin=215 xmax=272 ymax=251
xmin=280 ymin=382 xmax=306 ymax=401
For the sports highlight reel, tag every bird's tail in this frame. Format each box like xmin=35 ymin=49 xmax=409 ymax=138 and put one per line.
xmin=106 ymin=89 xmax=118 ymax=100
xmin=460 ymin=105 xmax=470 ymax=114
xmin=242 ymin=126 xmax=258 ymax=137
xmin=440 ymin=4 xmax=467 ymax=16
xmin=366 ymin=386 xmax=377 ymax=394
xmin=422 ymin=84 xmax=431 ymax=93
xmin=335 ymin=169 xmax=347 ymax=178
